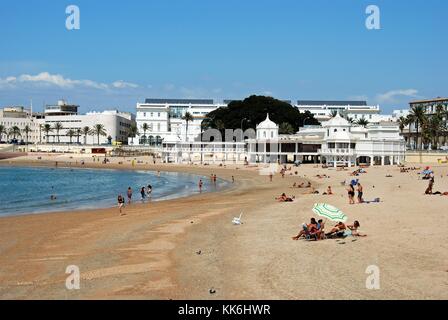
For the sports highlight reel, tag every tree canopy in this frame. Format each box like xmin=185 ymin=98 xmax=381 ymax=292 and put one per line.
xmin=202 ymin=95 xmax=319 ymax=133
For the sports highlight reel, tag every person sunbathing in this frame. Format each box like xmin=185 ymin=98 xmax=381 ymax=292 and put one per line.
xmin=326 ymin=186 xmax=333 ymax=195
xmin=292 ymin=218 xmax=318 ymax=240
xmin=345 ymin=221 xmax=367 ymax=237
xmin=325 ymin=222 xmax=346 ymax=237
xmin=276 ymin=193 xmax=295 ymax=202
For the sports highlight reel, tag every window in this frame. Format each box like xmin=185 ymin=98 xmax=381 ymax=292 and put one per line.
xmin=271 ymin=131 xmax=274 ymax=138
xmin=263 ymin=131 xmax=266 ymax=138
xmin=157 ymin=123 xmax=161 ymax=131
xmin=158 ymin=112 xmax=160 ymax=117
xmin=334 ymin=129 xmax=337 ymax=132
xmin=150 ymin=112 xmax=153 ymax=117
xmin=143 ymin=112 xmax=146 ymax=117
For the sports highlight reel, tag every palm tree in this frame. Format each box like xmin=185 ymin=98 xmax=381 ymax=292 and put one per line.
xmin=9 ymin=126 xmax=21 ymax=140
xmin=82 ymin=126 xmax=90 ymax=145
xmin=92 ymin=124 xmax=107 ymax=145
xmin=408 ymin=105 xmax=427 ymax=150
xmin=330 ymin=110 xmax=338 ymax=118
xmin=423 ymin=115 xmax=443 ymax=150
xmin=0 ymin=124 xmax=6 ymax=143
xmin=128 ymin=124 xmax=138 ymax=145
xmin=182 ymin=112 xmax=194 ymax=142
xmin=357 ymin=117 xmax=369 ymax=127
xmin=435 ymin=104 xmax=448 ymax=147
xmin=53 ymin=122 xmax=64 ymax=144
xmin=398 ymin=116 xmax=407 ymax=134
xmin=346 ymin=117 xmax=355 ymax=124
xmin=43 ymin=124 xmax=52 ymax=144
xmin=279 ymin=122 xmax=295 ymax=134
xmin=22 ymin=125 xmax=32 ymax=145
xmin=76 ymin=128 xmax=82 ymax=144
xmin=141 ymin=123 xmax=150 ymax=145
xmin=67 ymin=129 xmax=76 ymax=144
xmin=38 ymin=124 xmax=43 ymax=144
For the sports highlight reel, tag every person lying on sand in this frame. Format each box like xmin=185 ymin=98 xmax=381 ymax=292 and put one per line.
xmin=325 ymin=186 xmax=333 ymax=195
xmin=325 ymin=222 xmax=346 ymax=237
xmin=276 ymin=193 xmax=295 ymax=202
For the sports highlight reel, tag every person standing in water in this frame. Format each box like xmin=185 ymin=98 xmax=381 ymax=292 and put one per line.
xmin=127 ymin=187 xmax=133 ymax=204
xmin=147 ymin=184 xmax=152 ymax=198
xmin=140 ymin=187 xmax=146 ymax=201
xmin=198 ymin=179 xmax=203 ymax=193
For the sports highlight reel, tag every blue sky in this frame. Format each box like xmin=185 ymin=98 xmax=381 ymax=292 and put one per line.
xmin=0 ymin=0 xmax=447 ymax=114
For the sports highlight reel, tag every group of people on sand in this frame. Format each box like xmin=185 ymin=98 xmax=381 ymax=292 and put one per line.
xmin=347 ymin=182 xmax=363 ymax=204
xmin=400 ymin=166 xmax=421 ymax=173
xmin=292 ymin=181 xmax=312 ymax=188
xmin=117 ymin=184 xmax=153 ymax=215
xmin=292 ymin=218 xmax=366 ymax=241
xmin=350 ymin=168 xmax=367 ymax=176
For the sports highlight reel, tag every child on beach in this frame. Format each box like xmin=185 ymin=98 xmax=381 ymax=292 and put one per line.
xmin=118 ymin=194 xmax=125 ymax=215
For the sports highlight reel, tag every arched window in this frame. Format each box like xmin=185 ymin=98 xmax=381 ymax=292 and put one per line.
xmin=271 ymin=131 xmax=274 ymax=138
xmin=263 ymin=131 xmax=266 ymax=138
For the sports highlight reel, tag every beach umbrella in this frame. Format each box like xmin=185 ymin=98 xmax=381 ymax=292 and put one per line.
xmin=312 ymin=203 xmax=348 ymax=223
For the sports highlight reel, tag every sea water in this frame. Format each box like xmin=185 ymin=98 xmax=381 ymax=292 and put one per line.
xmin=0 ymin=166 xmax=228 ymax=217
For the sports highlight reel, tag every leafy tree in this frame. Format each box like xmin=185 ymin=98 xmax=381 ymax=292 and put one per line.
xmin=141 ymin=123 xmax=150 ymax=144
xmin=92 ymin=124 xmax=107 ymax=145
xmin=182 ymin=112 xmax=194 ymax=141
xmin=128 ymin=124 xmax=139 ymax=144
xmin=76 ymin=128 xmax=82 ymax=144
xmin=53 ymin=122 xmax=64 ymax=144
xmin=279 ymin=122 xmax=295 ymax=134
xmin=202 ymin=96 xmax=319 ymax=136
xmin=9 ymin=126 xmax=21 ymax=140
xmin=356 ymin=117 xmax=369 ymax=127
xmin=22 ymin=125 xmax=32 ymax=145
xmin=82 ymin=126 xmax=90 ymax=145
xmin=0 ymin=124 xmax=6 ymax=143
xmin=67 ymin=129 xmax=76 ymax=144
xmin=408 ymin=105 xmax=427 ymax=150
xmin=43 ymin=124 xmax=52 ymax=143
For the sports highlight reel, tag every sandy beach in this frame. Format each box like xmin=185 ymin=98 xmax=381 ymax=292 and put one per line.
xmin=0 ymin=154 xmax=447 ymax=300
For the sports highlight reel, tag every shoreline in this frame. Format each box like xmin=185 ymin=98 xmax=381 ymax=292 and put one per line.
xmin=0 ymin=162 xmax=234 ymax=218
xmin=1 ymin=155 xmax=447 ymax=299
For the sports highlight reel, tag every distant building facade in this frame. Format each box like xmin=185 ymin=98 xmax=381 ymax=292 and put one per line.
xmin=0 ymin=106 xmax=40 ymax=143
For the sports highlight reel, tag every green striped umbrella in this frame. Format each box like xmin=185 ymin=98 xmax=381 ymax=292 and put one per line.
xmin=312 ymin=203 xmax=348 ymax=222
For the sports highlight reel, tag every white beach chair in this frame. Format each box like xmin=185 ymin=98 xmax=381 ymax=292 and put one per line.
xmin=232 ymin=212 xmax=243 ymax=225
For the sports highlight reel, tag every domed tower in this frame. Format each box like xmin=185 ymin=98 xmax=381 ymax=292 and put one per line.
xmin=256 ymin=114 xmax=279 ymax=140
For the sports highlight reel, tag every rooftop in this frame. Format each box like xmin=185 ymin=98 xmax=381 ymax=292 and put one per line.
xmin=297 ymin=100 xmax=368 ymax=106
xmin=144 ymin=98 xmax=215 ymax=105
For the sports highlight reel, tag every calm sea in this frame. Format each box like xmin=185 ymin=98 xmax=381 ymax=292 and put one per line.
xmin=0 ymin=166 xmax=228 ymax=217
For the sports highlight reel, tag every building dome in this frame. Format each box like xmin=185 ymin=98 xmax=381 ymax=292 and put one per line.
xmin=257 ymin=114 xmax=278 ymax=130
xmin=322 ymin=113 xmax=350 ymax=127
xmin=256 ymin=114 xmax=279 ymax=140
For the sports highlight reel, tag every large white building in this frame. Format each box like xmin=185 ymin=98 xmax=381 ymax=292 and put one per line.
xmin=131 ymin=99 xmax=226 ymax=146
xmin=163 ymin=113 xmax=406 ymax=166
xmin=40 ymin=100 xmax=135 ymax=145
xmin=296 ymin=100 xmax=382 ymax=122
xmin=0 ymin=106 xmax=40 ymax=143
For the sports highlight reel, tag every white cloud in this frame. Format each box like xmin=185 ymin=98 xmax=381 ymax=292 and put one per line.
xmin=0 ymin=72 xmax=139 ymax=91
xmin=111 ymin=80 xmax=139 ymax=89
xmin=376 ymin=89 xmax=419 ymax=103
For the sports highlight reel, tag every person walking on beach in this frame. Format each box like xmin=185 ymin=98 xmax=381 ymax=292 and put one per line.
xmin=357 ymin=183 xmax=364 ymax=203
xmin=232 ymin=176 xmax=235 ymax=183
xmin=347 ymin=184 xmax=355 ymax=205
xmin=127 ymin=187 xmax=133 ymax=204
xmin=118 ymin=194 xmax=125 ymax=215
xmin=213 ymin=174 xmax=217 ymax=185
xmin=269 ymin=172 xmax=273 ymax=182
xmin=198 ymin=179 xmax=203 ymax=193
xmin=147 ymin=184 xmax=152 ymax=198
xmin=425 ymin=177 xmax=434 ymax=195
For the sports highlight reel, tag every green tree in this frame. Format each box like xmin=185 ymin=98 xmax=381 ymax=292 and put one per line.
xmin=53 ymin=122 xmax=64 ymax=144
xmin=9 ymin=126 xmax=21 ymax=140
xmin=141 ymin=123 xmax=150 ymax=144
xmin=82 ymin=126 xmax=90 ymax=145
xmin=76 ymin=128 xmax=82 ymax=144
xmin=0 ymin=124 xmax=6 ymax=143
xmin=67 ymin=129 xmax=76 ymax=144
xmin=279 ymin=122 xmax=295 ymax=134
xmin=356 ymin=117 xmax=369 ymax=127
xmin=182 ymin=112 xmax=194 ymax=141
xmin=22 ymin=125 xmax=32 ymax=145
xmin=128 ymin=124 xmax=139 ymax=145
xmin=43 ymin=124 xmax=52 ymax=143
xmin=408 ymin=105 xmax=427 ymax=150
xmin=92 ymin=124 xmax=107 ymax=145
xmin=202 ymin=96 xmax=319 ymax=134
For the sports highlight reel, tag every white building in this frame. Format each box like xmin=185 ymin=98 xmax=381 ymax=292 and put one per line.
xmin=163 ymin=114 xmax=405 ymax=166
xmin=131 ymin=98 xmax=227 ymax=146
xmin=296 ymin=100 xmax=382 ymax=122
xmin=0 ymin=106 xmax=40 ymax=143
xmin=41 ymin=100 xmax=135 ymax=145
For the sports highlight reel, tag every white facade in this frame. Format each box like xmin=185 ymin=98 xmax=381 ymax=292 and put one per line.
xmin=296 ymin=100 xmax=381 ymax=122
xmin=131 ymin=99 xmax=226 ymax=146
xmin=0 ymin=107 xmax=40 ymax=143
xmin=41 ymin=101 xmax=135 ymax=145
